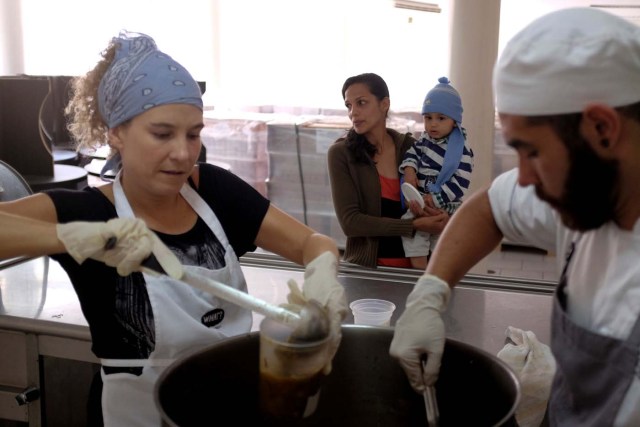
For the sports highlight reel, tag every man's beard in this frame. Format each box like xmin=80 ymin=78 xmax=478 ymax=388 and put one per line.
xmin=535 ymin=136 xmax=619 ymax=231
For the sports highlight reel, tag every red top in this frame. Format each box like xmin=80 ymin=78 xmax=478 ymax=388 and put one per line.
xmin=377 ymin=175 xmax=412 ymax=268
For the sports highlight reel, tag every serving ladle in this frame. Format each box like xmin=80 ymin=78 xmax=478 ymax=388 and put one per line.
xmin=139 ymin=253 xmax=330 ymax=343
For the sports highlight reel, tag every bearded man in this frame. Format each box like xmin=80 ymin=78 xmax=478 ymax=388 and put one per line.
xmin=390 ymin=7 xmax=640 ymax=426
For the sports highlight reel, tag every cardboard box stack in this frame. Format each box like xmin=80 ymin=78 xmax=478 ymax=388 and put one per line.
xmin=267 ymin=117 xmax=350 ymax=247
xmin=201 ymin=109 xmax=422 ymax=251
xmin=201 ymin=111 xmax=272 ymax=196
xmin=266 ymin=114 xmax=422 ymax=250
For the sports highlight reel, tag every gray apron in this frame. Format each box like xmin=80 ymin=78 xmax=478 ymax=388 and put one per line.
xmin=99 ymin=173 xmax=252 ymax=426
xmin=549 ymin=240 xmax=640 ymax=426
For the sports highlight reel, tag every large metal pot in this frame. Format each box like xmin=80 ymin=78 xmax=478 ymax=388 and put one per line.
xmin=155 ymin=325 xmax=520 ymax=426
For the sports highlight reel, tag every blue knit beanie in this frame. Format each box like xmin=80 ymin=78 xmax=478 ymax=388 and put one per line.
xmin=421 ymin=77 xmax=466 ymax=195
xmin=421 ymin=77 xmax=463 ymax=123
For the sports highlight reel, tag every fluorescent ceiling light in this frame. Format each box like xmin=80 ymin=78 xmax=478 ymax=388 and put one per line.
xmin=394 ymin=0 xmax=441 ymax=13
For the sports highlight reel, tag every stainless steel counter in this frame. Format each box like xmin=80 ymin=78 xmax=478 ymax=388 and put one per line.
xmin=0 ymin=254 xmax=554 ymax=359
xmin=0 ymin=254 xmax=555 ymax=425
xmin=242 ymin=254 xmax=554 ymax=356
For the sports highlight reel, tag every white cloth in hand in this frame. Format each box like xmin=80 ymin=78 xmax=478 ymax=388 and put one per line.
xmin=497 ymin=326 xmax=556 ymax=427
xmin=56 ymin=217 xmax=183 ymax=278
xmin=389 ymin=274 xmax=451 ymax=391
xmin=286 ymin=251 xmax=347 ymax=375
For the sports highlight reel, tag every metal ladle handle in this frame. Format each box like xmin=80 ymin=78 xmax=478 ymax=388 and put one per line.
xmin=138 ymin=254 xmax=303 ymax=329
xmin=421 ymin=360 xmax=440 ymax=426
xmin=181 ymin=270 xmax=303 ymax=327
xmin=423 ymin=386 xmax=440 ymax=426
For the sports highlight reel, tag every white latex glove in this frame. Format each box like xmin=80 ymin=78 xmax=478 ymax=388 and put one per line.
xmin=497 ymin=327 xmax=556 ymax=427
xmin=56 ymin=217 xmax=183 ymax=278
xmin=389 ymin=274 xmax=451 ymax=392
xmin=286 ymin=251 xmax=347 ymax=375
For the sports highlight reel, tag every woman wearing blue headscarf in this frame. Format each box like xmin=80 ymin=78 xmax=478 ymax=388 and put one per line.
xmin=0 ymin=32 xmax=347 ymax=426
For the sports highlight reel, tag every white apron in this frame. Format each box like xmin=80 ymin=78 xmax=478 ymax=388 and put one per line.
xmin=99 ymin=173 xmax=252 ymax=426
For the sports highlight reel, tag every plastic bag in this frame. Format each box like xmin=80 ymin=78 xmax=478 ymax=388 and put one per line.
xmin=497 ymin=326 xmax=556 ymax=427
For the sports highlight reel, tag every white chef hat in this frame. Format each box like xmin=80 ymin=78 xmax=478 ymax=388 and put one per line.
xmin=494 ymin=7 xmax=640 ymax=116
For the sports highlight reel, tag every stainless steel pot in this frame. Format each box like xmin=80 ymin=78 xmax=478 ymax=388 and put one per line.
xmin=155 ymin=325 xmax=520 ymax=426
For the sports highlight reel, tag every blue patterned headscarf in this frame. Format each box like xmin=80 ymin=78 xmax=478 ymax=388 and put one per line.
xmin=98 ymin=31 xmax=203 ymax=129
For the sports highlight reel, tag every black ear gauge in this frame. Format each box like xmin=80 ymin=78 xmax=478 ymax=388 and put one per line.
xmin=601 ymin=138 xmax=610 ymax=148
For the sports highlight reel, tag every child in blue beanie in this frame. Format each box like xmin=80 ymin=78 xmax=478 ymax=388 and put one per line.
xmin=399 ymin=77 xmax=474 ymax=268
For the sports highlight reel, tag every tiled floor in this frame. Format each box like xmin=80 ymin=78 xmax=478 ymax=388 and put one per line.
xmin=469 ymin=243 xmax=559 ymax=282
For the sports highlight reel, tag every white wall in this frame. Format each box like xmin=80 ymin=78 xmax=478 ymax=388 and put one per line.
xmin=199 ymin=0 xmax=450 ymax=111
xmin=5 ymin=0 xmax=215 ymax=102
xmin=449 ymin=0 xmax=500 ymax=195
xmin=5 ymin=0 xmax=639 ymax=196
xmin=5 ymin=0 xmax=639 ymax=110
xmin=3 ymin=0 xmax=450 ymax=111
xmin=0 ymin=1 xmax=24 ymax=74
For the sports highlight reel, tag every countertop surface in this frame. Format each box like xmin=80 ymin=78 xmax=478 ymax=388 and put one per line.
xmin=0 ymin=256 xmax=554 ymax=358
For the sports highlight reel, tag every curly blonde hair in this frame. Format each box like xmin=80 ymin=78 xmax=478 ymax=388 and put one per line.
xmin=64 ymin=40 xmax=118 ymax=152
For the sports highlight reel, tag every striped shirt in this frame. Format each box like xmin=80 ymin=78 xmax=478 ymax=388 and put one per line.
xmin=399 ymin=128 xmax=474 ymax=214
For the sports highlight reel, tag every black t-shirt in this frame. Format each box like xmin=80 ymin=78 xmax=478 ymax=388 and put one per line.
xmin=377 ymin=197 xmax=406 ymax=258
xmin=46 ymin=163 xmax=270 ymax=359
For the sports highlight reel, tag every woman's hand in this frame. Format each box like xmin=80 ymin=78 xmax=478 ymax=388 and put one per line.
xmin=286 ymin=251 xmax=347 ymax=375
xmin=424 ymin=194 xmax=437 ymax=209
xmin=407 ymin=200 xmax=425 ymax=217
xmin=412 ymin=210 xmax=449 ymax=234
xmin=57 ymin=217 xmax=182 ymax=278
xmin=408 ymin=200 xmax=443 ymax=218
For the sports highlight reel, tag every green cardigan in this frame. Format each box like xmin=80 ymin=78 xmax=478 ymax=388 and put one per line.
xmin=327 ymin=128 xmax=417 ymax=268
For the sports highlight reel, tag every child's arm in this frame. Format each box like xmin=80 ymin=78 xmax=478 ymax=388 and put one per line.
xmin=402 ymin=166 xmax=419 ymax=188
xmin=399 ymin=142 xmax=421 ymax=187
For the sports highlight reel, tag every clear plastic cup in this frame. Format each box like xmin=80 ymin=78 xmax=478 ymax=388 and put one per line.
xmin=258 ymin=317 xmax=330 ymax=421
xmin=350 ymin=299 xmax=396 ymax=326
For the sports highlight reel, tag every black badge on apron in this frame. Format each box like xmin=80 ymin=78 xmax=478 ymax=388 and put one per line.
xmin=202 ymin=308 xmax=225 ymax=327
